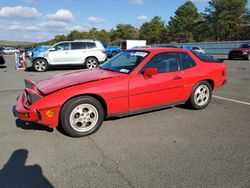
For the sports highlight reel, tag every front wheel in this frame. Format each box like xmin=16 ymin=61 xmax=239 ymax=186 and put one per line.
xmin=60 ymin=96 xmax=104 ymax=137
xmin=33 ymin=58 xmax=49 ymax=72
xmin=84 ymin=57 xmax=98 ymax=69
xmin=187 ymin=81 xmax=212 ymax=110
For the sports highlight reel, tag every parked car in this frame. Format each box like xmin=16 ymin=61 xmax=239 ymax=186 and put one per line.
xmin=24 ymin=47 xmax=33 ymax=58
xmin=32 ymin=45 xmax=51 ymax=60
xmin=102 ymin=43 xmax=121 ymax=57
xmin=32 ymin=40 xmax=107 ymax=72
xmin=3 ymin=47 xmax=18 ymax=55
xmin=192 ymin=46 xmax=205 ymax=54
xmin=0 ymin=47 xmax=4 ymax=53
xmin=13 ymin=48 xmax=227 ymax=137
xmin=0 ymin=52 xmax=5 ymax=65
xmin=228 ymin=43 xmax=250 ymax=60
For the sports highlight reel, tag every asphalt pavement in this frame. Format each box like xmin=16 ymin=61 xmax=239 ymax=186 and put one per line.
xmin=0 ymin=55 xmax=249 ymax=188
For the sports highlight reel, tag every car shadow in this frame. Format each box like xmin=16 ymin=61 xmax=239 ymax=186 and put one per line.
xmin=15 ymin=119 xmax=53 ymax=132
xmin=0 ymin=65 xmax=6 ymax=69
xmin=105 ymin=106 xmax=177 ymax=121
xmin=0 ymin=149 xmax=53 ymax=187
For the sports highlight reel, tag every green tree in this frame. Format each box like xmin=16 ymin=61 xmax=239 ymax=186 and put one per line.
xmin=139 ymin=16 xmax=167 ymax=44
xmin=167 ymin=1 xmax=202 ymax=42
xmin=205 ymin=0 xmax=250 ymax=41
xmin=67 ymin=30 xmax=83 ymax=40
xmin=111 ymin=24 xmax=139 ymax=41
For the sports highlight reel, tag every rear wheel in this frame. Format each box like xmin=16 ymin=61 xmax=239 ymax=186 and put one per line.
xmin=33 ymin=58 xmax=48 ymax=72
xmin=187 ymin=81 xmax=212 ymax=110
xmin=60 ymin=96 xmax=104 ymax=137
xmin=84 ymin=57 xmax=98 ymax=69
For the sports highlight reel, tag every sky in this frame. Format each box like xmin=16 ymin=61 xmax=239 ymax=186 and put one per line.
xmin=0 ymin=0 xmax=248 ymax=42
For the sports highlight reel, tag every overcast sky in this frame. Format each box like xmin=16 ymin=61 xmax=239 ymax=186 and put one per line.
xmin=0 ymin=0 xmax=245 ymax=42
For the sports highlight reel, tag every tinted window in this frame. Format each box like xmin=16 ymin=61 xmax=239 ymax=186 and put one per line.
xmin=192 ymin=51 xmax=220 ymax=62
xmin=192 ymin=47 xmax=199 ymax=50
xmin=54 ymin=43 xmax=70 ymax=51
xmin=180 ymin=53 xmax=196 ymax=70
xmin=142 ymin=52 xmax=179 ymax=73
xmin=71 ymin=42 xmax=85 ymax=50
xmin=86 ymin=42 xmax=96 ymax=49
xmin=240 ymin=44 xmax=250 ymax=48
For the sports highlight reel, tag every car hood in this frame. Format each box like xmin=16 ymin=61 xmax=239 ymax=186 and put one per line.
xmin=36 ymin=68 xmax=121 ymax=95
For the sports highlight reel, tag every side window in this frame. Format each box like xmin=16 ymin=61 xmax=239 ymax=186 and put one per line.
xmin=54 ymin=43 xmax=70 ymax=51
xmin=180 ymin=53 xmax=196 ymax=70
xmin=86 ymin=42 xmax=96 ymax=49
xmin=142 ymin=52 xmax=179 ymax=73
xmin=71 ymin=42 xmax=84 ymax=50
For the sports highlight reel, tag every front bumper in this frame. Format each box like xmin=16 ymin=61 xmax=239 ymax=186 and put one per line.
xmin=13 ymin=91 xmax=60 ymax=128
xmin=13 ymin=92 xmax=40 ymax=122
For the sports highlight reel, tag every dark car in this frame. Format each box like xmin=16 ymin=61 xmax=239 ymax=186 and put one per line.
xmin=0 ymin=54 xmax=5 ymax=65
xmin=228 ymin=43 xmax=250 ymax=60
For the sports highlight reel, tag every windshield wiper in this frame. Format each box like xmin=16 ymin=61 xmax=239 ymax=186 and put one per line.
xmin=100 ymin=67 xmax=118 ymax=73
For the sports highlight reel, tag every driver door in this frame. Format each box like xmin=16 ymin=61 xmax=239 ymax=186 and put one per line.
xmin=129 ymin=52 xmax=184 ymax=111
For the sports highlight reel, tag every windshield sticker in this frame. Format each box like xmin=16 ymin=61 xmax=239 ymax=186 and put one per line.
xmin=134 ymin=52 xmax=148 ymax=57
xmin=120 ymin=69 xmax=130 ymax=73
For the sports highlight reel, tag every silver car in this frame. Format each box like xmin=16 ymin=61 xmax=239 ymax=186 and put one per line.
xmin=33 ymin=40 xmax=107 ymax=72
xmin=3 ymin=47 xmax=19 ymax=55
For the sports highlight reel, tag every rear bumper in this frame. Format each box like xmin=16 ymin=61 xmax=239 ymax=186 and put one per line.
xmin=229 ymin=53 xmax=248 ymax=59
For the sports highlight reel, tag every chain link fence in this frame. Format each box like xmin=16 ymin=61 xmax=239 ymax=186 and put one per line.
xmin=156 ymin=40 xmax=250 ymax=54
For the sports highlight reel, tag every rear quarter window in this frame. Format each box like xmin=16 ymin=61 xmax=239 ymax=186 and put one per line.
xmin=86 ymin=42 xmax=96 ymax=49
xmin=180 ymin=52 xmax=196 ymax=70
xmin=192 ymin=51 xmax=220 ymax=63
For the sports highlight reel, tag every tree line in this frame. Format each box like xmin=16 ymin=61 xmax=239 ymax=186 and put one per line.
xmin=38 ymin=0 xmax=250 ymax=46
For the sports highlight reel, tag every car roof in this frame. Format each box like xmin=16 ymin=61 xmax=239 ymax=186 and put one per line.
xmin=57 ymin=40 xmax=96 ymax=43
xmin=130 ymin=47 xmax=191 ymax=53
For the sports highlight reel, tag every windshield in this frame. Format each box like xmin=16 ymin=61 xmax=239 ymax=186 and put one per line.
xmin=100 ymin=50 xmax=149 ymax=74
xmin=192 ymin=51 xmax=220 ymax=62
xmin=240 ymin=44 xmax=250 ymax=48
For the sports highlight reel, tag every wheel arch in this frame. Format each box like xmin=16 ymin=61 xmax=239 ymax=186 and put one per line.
xmin=85 ymin=56 xmax=99 ymax=62
xmin=33 ymin=57 xmax=48 ymax=63
xmin=204 ymin=79 xmax=215 ymax=90
xmin=60 ymin=93 xmax=108 ymax=118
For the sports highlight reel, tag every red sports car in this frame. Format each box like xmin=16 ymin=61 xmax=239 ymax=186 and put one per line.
xmin=13 ymin=48 xmax=226 ymax=137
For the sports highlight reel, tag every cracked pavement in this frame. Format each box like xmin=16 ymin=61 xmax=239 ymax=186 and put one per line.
xmin=0 ymin=55 xmax=249 ymax=187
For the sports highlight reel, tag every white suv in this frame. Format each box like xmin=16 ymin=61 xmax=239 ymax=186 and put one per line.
xmin=33 ymin=40 xmax=107 ymax=72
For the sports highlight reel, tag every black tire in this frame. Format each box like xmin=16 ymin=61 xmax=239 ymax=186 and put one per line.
xmin=84 ymin=57 xmax=99 ymax=69
xmin=111 ymin=51 xmax=118 ymax=57
xmin=228 ymin=55 xmax=233 ymax=60
xmin=33 ymin=58 xmax=49 ymax=72
xmin=187 ymin=81 xmax=212 ymax=110
xmin=60 ymin=96 xmax=104 ymax=137
xmin=247 ymin=53 xmax=250 ymax=60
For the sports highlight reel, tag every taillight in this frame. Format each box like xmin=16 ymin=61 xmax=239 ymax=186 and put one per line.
xmin=101 ymin=50 xmax=106 ymax=54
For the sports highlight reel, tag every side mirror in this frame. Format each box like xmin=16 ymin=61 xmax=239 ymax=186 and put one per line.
xmin=49 ymin=47 xmax=56 ymax=52
xmin=143 ymin=68 xmax=158 ymax=78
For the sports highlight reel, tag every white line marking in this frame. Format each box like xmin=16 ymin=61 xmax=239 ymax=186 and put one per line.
xmin=213 ymin=95 xmax=250 ymax=106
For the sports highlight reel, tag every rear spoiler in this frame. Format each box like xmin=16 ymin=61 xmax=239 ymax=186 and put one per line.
xmin=24 ymin=79 xmax=36 ymax=88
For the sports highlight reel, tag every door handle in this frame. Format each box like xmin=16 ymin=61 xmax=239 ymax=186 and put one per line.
xmin=64 ymin=52 xmax=68 ymax=54
xmin=172 ymin=76 xmax=182 ymax=80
